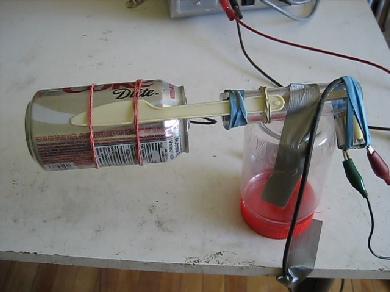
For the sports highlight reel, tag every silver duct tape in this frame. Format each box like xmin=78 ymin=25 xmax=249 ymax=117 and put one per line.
xmin=262 ymin=84 xmax=321 ymax=207
xmin=277 ymin=219 xmax=323 ymax=289
xmin=286 ymin=84 xmax=320 ymax=113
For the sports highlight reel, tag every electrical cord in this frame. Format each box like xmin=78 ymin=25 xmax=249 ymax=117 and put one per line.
xmin=343 ymin=151 xmax=390 ymax=260
xmin=281 ymin=79 xmax=339 ymax=276
xmin=236 ymin=25 xmax=390 ymax=133
xmin=261 ymin=0 xmax=320 ymax=21
xmin=236 ymin=22 xmax=283 ymax=87
xmin=365 ymin=196 xmax=390 ymax=260
xmin=190 ymin=117 xmax=217 ymax=125
xmin=339 ymin=279 xmax=345 ymax=292
xmin=235 ymin=19 xmax=390 ymax=74
xmin=228 ymin=3 xmax=390 ymax=280
xmin=368 ymin=125 xmax=390 ymax=132
xmin=281 ymin=80 xmax=390 ymax=281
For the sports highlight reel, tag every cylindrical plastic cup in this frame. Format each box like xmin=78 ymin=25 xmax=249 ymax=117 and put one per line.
xmin=240 ymin=114 xmax=336 ymax=239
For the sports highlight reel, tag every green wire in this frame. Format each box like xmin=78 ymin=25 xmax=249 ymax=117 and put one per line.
xmin=342 ymin=156 xmax=390 ymax=260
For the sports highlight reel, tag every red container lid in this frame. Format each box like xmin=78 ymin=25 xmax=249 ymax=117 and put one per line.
xmin=241 ymin=200 xmax=313 ymax=239
xmin=240 ymin=172 xmax=316 ymax=239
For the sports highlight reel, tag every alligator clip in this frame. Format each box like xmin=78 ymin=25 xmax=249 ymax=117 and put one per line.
xmin=367 ymin=146 xmax=390 ymax=185
xmin=219 ymin=0 xmax=242 ymax=20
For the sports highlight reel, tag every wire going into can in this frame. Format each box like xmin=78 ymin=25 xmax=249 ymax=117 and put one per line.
xmin=133 ymin=79 xmax=143 ymax=165
xmin=88 ymin=83 xmax=99 ymax=168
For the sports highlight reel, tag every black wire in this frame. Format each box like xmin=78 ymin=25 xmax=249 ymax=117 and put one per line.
xmin=236 ymin=19 xmax=390 ymax=134
xmin=365 ymin=196 xmax=390 ymax=260
xmin=236 ymin=22 xmax=283 ymax=88
xmin=237 ymin=21 xmax=342 ymax=274
xmin=235 ymin=17 xmax=390 ymax=266
xmin=368 ymin=125 xmax=390 ymax=132
xmin=339 ymin=279 xmax=345 ymax=292
xmin=281 ymin=79 xmax=341 ymax=275
xmin=189 ymin=117 xmax=217 ymax=125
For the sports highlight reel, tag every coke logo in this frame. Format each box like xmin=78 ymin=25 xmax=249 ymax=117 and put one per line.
xmin=63 ymin=81 xmax=154 ymax=93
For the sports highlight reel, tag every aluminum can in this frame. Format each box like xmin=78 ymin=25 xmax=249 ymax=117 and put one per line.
xmin=25 ymin=80 xmax=189 ymax=170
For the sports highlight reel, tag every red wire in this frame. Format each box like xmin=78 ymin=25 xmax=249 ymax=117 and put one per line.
xmin=236 ymin=19 xmax=390 ymax=75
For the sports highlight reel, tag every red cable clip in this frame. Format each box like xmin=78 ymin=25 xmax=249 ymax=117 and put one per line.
xmin=367 ymin=146 xmax=390 ymax=185
xmin=219 ymin=0 xmax=237 ymax=21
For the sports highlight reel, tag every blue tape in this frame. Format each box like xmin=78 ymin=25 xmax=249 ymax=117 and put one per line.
xmin=226 ymin=90 xmax=248 ymax=130
xmin=342 ymin=76 xmax=371 ymax=148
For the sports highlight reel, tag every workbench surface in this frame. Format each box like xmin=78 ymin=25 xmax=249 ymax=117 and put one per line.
xmin=0 ymin=0 xmax=389 ymax=279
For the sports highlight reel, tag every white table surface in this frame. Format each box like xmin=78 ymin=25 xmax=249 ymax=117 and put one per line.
xmin=0 ymin=0 xmax=389 ymax=279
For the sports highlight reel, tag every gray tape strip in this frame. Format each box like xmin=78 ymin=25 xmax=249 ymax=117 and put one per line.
xmin=277 ymin=219 xmax=323 ymax=289
xmin=262 ymin=84 xmax=321 ymax=207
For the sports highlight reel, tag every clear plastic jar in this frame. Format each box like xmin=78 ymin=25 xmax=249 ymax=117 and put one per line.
xmin=240 ymin=114 xmax=336 ymax=239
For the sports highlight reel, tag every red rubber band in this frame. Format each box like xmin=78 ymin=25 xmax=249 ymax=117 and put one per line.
xmin=88 ymin=83 xmax=99 ymax=168
xmin=133 ymin=79 xmax=143 ymax=165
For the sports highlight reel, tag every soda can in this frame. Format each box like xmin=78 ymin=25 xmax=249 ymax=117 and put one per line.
xmin=25 ymin=80 xmax=189 ymax=170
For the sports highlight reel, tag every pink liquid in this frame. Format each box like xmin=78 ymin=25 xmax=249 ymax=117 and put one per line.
xmin=241 ymin=171 xmax=316 ymax=239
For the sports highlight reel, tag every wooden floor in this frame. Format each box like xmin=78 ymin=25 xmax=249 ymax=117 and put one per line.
xmin=0 ymin=261 xmax=389 ymax=292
